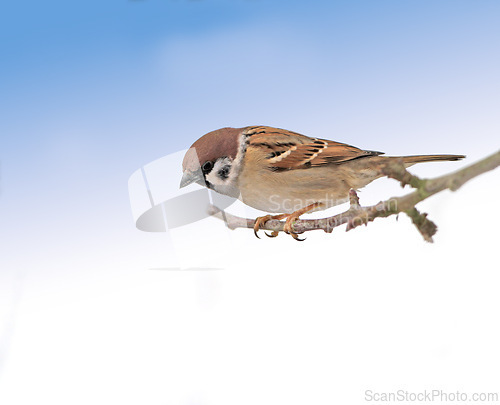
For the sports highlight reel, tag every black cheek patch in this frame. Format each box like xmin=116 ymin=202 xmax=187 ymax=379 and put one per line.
xmin=218 ymin=166 xmax=230 ymax=179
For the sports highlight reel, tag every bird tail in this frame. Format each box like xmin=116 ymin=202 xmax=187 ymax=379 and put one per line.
xmin=400 ymin=154 xmax=465 ymax=164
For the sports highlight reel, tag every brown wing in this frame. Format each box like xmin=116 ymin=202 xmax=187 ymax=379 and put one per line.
xmin=244 ymin=126 xmax=383 ymax=170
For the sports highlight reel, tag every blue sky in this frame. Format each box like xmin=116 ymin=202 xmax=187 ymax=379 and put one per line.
xmin=1 ymin=1 xmax=500 ymax=403
xmin=2 ymin=0 xmax=499 ymax=228
xmin=3 ymin=1 xmax=500 ymax=154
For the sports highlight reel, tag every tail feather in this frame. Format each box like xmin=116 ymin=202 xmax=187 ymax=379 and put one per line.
xmin=400 ymin=154 xmax=465 ymax=164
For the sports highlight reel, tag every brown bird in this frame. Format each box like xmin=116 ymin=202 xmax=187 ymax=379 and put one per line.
xmin=180 ymin=126 xmax=464 ymax=240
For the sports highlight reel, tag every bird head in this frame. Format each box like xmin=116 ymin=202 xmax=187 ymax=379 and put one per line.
xmin=180 ymin=127 xmax=245 ymax=198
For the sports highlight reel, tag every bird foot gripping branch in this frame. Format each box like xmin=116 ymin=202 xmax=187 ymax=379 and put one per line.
xmin=253 ymin=202 xmax=324 ymax=241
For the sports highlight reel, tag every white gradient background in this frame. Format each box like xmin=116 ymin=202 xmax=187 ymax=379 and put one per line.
xmin=1 ymin=1 xmax=500 ymax=404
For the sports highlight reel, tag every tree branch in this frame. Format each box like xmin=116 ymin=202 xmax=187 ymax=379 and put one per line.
xmin=207 ymin=150 xmax=500 ymax=242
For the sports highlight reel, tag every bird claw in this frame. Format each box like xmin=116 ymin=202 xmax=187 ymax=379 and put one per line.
xmin=265 ymin=231 xmax=279 ymax=238
xmin=290 ymin=233 xmax=306 ymax=241
xmin=253 ymin=209 xmax=310 ymax=241
xmin=253 ymin=215 xmax=283 ymax=239
xmin=283 ymin=217 xmax=306 ymax=241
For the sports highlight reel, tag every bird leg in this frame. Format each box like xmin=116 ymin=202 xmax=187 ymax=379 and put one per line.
xmin=253 ymin=214 xmax=289 ymax=239
xmin=253 ymin=202 xmax=324 ymax=241
xmin=283 ymin=203 xmax=324 ymax=241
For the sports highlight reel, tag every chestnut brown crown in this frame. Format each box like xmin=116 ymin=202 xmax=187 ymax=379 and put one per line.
xmin=182 ymin=127 xmax=243 ymax=173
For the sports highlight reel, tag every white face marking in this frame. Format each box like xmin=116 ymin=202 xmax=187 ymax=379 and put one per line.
xmin=206 ymin=157 xmax=231 ymax=184
xmin=203 ymin=133 xmax=248 ymax=198
xmin=205 ymin=157 xmax=240 ymax=198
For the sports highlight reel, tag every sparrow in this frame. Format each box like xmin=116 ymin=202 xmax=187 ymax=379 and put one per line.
xmin=180 ymin=126 xmax=465 ymax=240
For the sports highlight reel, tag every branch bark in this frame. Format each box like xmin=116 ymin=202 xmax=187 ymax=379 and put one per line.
xmin=207 ymin=150 xmax=500 ymax=242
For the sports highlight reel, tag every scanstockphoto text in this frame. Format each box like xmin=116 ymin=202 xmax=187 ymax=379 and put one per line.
xmin=266 ymin=194 xmax=398 ymax=213
xmin=365 ymin=389 xmax=499 ymax=403
xmin=162 ymin=190 xmax=399 ymax=229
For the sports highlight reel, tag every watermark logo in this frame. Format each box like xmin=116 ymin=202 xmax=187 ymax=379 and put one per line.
xmin=365 ymin=389 xmax=499 ymax=403
xmin=128 ymin=149 xmax=237 ymax=232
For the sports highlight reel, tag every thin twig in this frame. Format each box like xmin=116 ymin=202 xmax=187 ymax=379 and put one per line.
xmin=207 ymin=150 xmax=500 ymax=242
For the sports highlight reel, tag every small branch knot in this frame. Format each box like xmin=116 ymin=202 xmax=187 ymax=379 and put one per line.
xmin=381 ymin=160 xmax=424 ymax=189
xmin=348 ymin=188 xmax=361 ymax=208
xmin=405 ymin=207 xmax=438 ymax=243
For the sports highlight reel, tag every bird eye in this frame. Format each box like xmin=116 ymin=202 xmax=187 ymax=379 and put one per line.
xmin=202 ymin=161 xmax=214 ymax=173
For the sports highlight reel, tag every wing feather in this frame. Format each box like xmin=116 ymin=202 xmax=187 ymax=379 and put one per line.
xmin=244 ymin=126 xmax=383 ymax=170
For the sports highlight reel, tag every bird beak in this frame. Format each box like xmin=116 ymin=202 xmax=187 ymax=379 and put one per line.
xmin=180 ymin=170 xmax=203 ymax=188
